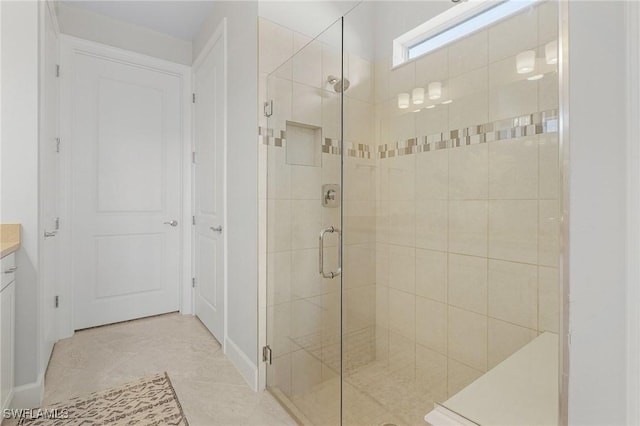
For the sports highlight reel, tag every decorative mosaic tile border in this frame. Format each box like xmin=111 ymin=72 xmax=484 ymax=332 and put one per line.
xmin=379 ymin=109 xmax=559 ymax=159
xmin=258 ymin=109 xmax=558 ymax=160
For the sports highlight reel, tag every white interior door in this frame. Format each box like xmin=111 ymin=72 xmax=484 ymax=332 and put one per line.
xmin=193 ymin=31 xmax=225 ymax=343
xmin=70 ymin=49 xmax=183 ymax=330
xmin=40 ymin=2 xmax=59 ymax=364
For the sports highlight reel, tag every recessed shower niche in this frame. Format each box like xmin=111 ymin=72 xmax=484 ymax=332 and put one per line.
xmin=285 ymin=121 xmax=322 ymax=167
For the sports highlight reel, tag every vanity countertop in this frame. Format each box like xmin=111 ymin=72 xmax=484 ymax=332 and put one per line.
xmin=0 ymin=224 xmax=21 ymax=258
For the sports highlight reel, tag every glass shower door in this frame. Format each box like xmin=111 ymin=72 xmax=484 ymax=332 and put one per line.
xmin=265 ymin=17 xmax=344 ymax=425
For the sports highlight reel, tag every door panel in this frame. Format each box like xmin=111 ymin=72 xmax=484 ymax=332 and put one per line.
xmin=71 ymin=51 xmax=182 ymax=330
xmin=193 ymin=32 xmax=225 ymax=342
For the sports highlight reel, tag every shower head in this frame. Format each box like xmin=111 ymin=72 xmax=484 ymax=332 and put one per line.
xmin=327 ymin=75 xmax=350 ymax=93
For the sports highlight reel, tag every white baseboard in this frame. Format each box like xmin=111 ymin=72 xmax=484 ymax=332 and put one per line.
xmin=10 ymin=372 xmax=44 ymax=409
xmin=224 ymin=337 xmax=258 ymax=391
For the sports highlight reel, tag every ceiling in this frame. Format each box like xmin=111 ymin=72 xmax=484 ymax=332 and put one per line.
xmin=60 ymin=1 xmax=216 ymax=41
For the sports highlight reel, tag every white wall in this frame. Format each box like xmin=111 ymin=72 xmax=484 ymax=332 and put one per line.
xmin=567 ymin=1 xmax=629 ymax=424
xmin=56 ymin=2 xmax=192 ymax=65
xmin=193 ymin=1 xmax=260 ymax=388
xmin=0 ymin=0 xmax=41 ymax=391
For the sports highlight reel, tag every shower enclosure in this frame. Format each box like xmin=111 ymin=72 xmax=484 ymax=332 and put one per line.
xmin=262 ymin=1 xmax=561 ymax=424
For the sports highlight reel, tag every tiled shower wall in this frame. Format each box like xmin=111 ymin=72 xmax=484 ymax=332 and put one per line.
xmin=258 ymin=17 xmax=377 ymax=404
xmin=373 ymin=2 xmax=560 ymax=401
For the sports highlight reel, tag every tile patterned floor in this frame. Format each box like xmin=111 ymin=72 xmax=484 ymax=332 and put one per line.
xmin=7 ymin=313 xmax=297 ymax=426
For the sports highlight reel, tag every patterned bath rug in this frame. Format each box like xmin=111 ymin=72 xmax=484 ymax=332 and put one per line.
xmin=16 ymin=372 xmax=189 ymax=425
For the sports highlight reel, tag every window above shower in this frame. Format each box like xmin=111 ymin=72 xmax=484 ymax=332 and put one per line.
xmin=393 ymin=0 xmax=542 ymax=67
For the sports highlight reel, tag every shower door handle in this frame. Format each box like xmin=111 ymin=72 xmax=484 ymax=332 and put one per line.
xmin=319 ymin=226 xmax=342 ymax=279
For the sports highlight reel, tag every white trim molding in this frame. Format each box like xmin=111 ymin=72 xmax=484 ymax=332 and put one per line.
xmin=225 ymin=336 xmax=258 ymax=391
xmin=10 ymin=371 xmax=44 ymax=409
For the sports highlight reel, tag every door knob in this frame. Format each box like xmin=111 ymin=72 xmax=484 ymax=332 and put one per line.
xmin=164 ymin=220 xmax=178 ymax=227
xmin=210 ymin=226 xmax=223 ymax=233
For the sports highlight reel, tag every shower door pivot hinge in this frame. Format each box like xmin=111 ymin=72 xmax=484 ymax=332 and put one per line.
xmin=192 ymin=151 xmax=196 ymax=164
xmin=263 ymin=100 xmax=273 ymax=118
xmin=56 ymin=137 xmax=61 ymax=153
xmin=56 ymin=64 xmax=60 ymax=77
xmin=192 ymin=93 xmax=196 ymax=103
xmin=192 ymin=216 xmax=196 ymax=225
xmin=192 ymin=277 xmax=196 ymax=288
xmin=54 ymin=296 xmax=59 ymax=308
xmin=262 ymin=345 xmax=272 ymax=364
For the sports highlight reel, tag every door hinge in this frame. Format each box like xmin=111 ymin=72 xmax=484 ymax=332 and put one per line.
xmin=54 ymin=295 xmax=59 ymax=308
xmin=263 ymin=100 xmax=273 ymax=118
xmin=192 ymin=277 xmax=196 ymax=288
xmin=192 ymin=215 xmax=196 ymax=225
xmin=56 ymin=64 xmax=60 ymax=77
xmin=56 ymin=137 xmax=61 ymax=153
xmin=54 ymin=217 xmax=60 ymax=230
xmin=262 ymin=345 xmax=272 ymax=364
xmin=192 ymin=151 xmax=196 ymax=164
xmin=192 ymin=93 xmax=196 ymax=103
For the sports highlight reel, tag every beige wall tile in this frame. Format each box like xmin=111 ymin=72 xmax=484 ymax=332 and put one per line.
xmin=348 ymin=54 xmax=374 ymax=103
xmin=538 ymin=1 xmax=559 ymax=45
xmin=374 ymin=58 xmax=390 ymax=103
xmin=416 ymin=199 xmax=448 ymax=252
xmin=344 ymin=199 xmax=376 ymax=245
xmin=415 ymin=249 xmax=447 ymax=302
xmin=447 ymin=359 xmax=483 ymax=397
xmin=448 ymin=306 xmax=487 ymax=371
xmin=267 ymin=199 xmax=292 ymax=252
xmin=292 ymin=36 xmax=322 ymax=88
xmin=267 ymin=251 xmax=291 ymax=306
xmin=267 ymin=145 xmax=291 ymax=200
xmin=488 ymin=8 xmax=538 ymax=63
xmin=415 ymin=46 xmax=449 ymax=86
xmin=345 ymin=285 xmax=376 ymax=333
xmin=291 ymin=200 xmax=321 ymax=250
xmin=322 ymin=45 xmax=345 ymax=89
xmin=416 ymin=344 xmax=447 ymax=402
xmin=292 ymin=82 xmax=322 ymax=127
xmin=388 ymin=331 xmax=416 ymax=382
xmin=539 ymin=200 xmax=559 ymax=267
xmin=291 ymin=297 xmax=323 ymax=349
xmin=539 ymin=134 xmax=559 ymax=200
xmin=321 ymin=89 xmax=341 ymax=141
xmin=258 ymin=18 xmax=293 ymax=76
xmin=345 ymin=97 xmax=374 ymax=143
xmin=291 ymin=248 xmax=323 ymax=299
xmin=416 ymin=150 xmax=449 ymax=201
xmin=449 ymin=200 xmax=488 ymax=257
xmin=291 ymin=165 xmax=321 ymax=200
xmin=448 ymin=90 xmax=489 ymax=129
xmin=415 ymin=105 xmax=450 ymax=139
xmin=388 ymin=200 xmax=416 ymax=247
xmin=489 ymin=79 xmax=538 ymax=122
xmin=344 ymin=243 xmax=375 ymax=289
xmin=267 ymin=76 xmax=293 ymax=134
xmin=388 ymin=245 xmax=416 ymax=293
xmin=448 ymin=254 xmax=488 ymax=315
xmin=272 ymin=353 xmax=293 ymax=396
xmin=487 ymin=318 xmax=537 ymax=369
xmin=376 ymin=243 xmax=390 ymax=287
xmin=539 ymin=266 xmax=560 ymax=333
xmin=488 ymin=259 xmax=538 ymax=329
xmin=449 ymin=30 xmax=489 ymax=77
xmin=448 ymin=67 xmax=488 ymax=100
xmin=416 ymin=297 xmax=447 ymax=353
xmin=488 ymin=200 xmax=538 ymax=264
xmin=390 ymin=109 xmax=417 ymax=142
xmin=489 ymin=137 xmax=539 ymax=199
xmin=389 ymin=289 xmax=416 ymax=340
xmin=389 ymin=61 xmax=416 ymax=96
xmin=386 ymin=155 xmax=416 ymax=201
xmin=376 ymin=284 xmax=389 ymax=329
xmin=449 ymin=144 xmax=488 ymax=200
xmin=268 ymin=301 xmax=291 ymax=355
xmin=538 ymin=70 xmax=559 ymax=112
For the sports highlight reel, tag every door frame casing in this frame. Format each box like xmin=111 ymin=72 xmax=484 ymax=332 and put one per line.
xmin=191 ymin=18 xmax=228 ymax=351
xmin=57 ymin=35 xmax=193 ymax=339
